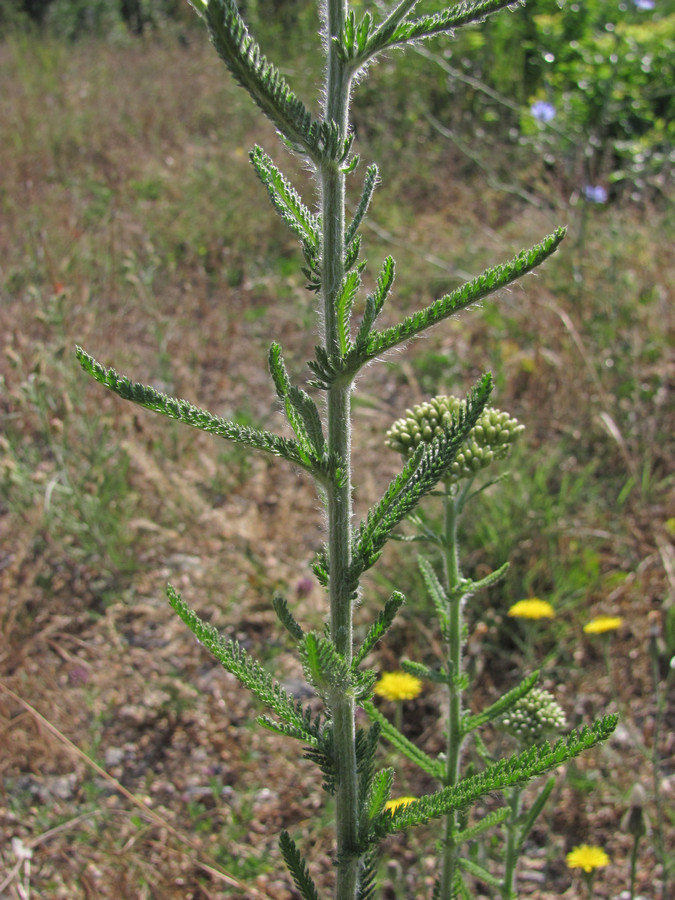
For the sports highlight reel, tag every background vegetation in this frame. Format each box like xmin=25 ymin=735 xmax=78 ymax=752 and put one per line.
xmin=0 ymin=2 xmax=672 ymax=898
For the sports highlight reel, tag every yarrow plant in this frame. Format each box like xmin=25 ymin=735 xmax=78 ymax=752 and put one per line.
xmin=76 ymin=0 xmax=617 ymax=896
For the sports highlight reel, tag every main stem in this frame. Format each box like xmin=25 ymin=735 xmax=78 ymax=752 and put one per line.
xmin=322 ymin=2 xmax=360 ymax=897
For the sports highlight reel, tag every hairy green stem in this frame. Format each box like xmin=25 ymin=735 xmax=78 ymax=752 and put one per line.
xmin=501 ymin=787 xmax=522 ymax=900
xmin=322 ymin=1 xmax=360 ymax=896
xmin=440 ymin=484 xmax=463 ymax=897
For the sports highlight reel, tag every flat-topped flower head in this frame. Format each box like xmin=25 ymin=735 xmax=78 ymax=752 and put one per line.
xmin=566 ymin=844 xmax=610 ymax=873
xmin=386 ymin=395 xmax=524 ymax=485
xmin=584 ymin=615 xmax=623 ymax=635
xmin=508 ymin=598 xmax=555 ymax=620
xmin=384 ymin=796 xmax=417 ymax=814
xmin=374 ymin=671 xmax=423 ymax=702
xmin=500 ymin=687 xmax=567 ymax=744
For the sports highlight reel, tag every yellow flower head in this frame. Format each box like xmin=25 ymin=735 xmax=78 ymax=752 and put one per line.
xmin=507 ymin=598 xmax=555 ymax=620
xmin=566 ymin=844 xmax=610 ymax=873
xmin=584 ymin=615 xmax=623 ymax=635
xmin=384 ymin=796 xmax=417 ymax=814
xmin=374 ymin=671 xmax=423 ymax=702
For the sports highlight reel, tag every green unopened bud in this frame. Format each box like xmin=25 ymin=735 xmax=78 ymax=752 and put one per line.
xmin=499 ymin=687 xmax=567 ymax=745
xmin=622 ymin=784 xmax=647 ymax=840
xmin=385 ymin=394 xmax=524 ymax=485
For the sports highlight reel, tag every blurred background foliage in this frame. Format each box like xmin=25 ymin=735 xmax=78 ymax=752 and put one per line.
xmin=2 ymin=0 xmax=672 ymax=199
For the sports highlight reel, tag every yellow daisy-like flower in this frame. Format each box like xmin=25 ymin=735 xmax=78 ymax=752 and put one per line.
xmin=566 ymin=844 xmax=610 ymax=873
xmin=373 ymin=671 xmax=423 ymax=702
xmin=384 ymin=796 xmax=417 ymax=814
xmin=507 ymin=598 xmax=555 ymax=620
xmin=583 ymin=615 xmax=623 ymax=635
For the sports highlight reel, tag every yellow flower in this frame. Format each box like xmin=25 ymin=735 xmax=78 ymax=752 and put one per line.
xmin=566 ymin=844 xmax=610 ymax=873
xmin=374 ymin=671 xmax=423 ymax=702
xmin=584 ymin=615 xmax=623 ymax=635
xmin=507 ymin=598 xmax=555 ymax=620
xmin=384 ymin=796 xmax=417 ymax=814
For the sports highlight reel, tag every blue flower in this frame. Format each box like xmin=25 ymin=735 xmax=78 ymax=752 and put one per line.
xmin=584 ymin=184 xmax=608 ymax=203
xmin=633 ymin=0 xmax=655 ymax=10
xmin=530 ymin=100 xmax=556 ymax=123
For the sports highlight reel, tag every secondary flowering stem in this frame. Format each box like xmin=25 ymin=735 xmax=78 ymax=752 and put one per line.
xmin=440 ymin=483 xmax=464 ymax=896
xmin=501 ymin=786 xmax=522 ymax=900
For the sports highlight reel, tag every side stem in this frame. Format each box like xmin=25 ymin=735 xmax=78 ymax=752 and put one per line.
xmin=440 ymin=483 xmax=464 ymax=897
xmin=501 ymin=786 xmax=523 ymax=900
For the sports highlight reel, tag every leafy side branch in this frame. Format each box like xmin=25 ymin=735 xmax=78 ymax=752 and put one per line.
xmin=370 ymin=716 xmax=618 ymax=842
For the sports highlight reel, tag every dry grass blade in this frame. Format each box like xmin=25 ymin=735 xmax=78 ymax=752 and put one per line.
xmin=0 ymin=681 xmax=276 ymax=900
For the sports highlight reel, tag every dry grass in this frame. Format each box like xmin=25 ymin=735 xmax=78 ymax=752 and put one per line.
xmin=1 ymin=26 xmax=673 ymax=900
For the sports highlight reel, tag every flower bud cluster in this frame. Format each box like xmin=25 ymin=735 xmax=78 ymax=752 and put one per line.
xmin=385 ymin=395 xmax=524 ymax=484
xmin=500 ymin=687 xmax=567 ymax=745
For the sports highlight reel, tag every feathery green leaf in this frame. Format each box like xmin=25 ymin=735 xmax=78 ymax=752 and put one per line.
xmin=203 ymin=0 xmax=345 ymax=160
xmin=356 ymin=724 xmax=384 ymax=831
xmin=462 ymin=671 xmax=539 ymax=734
xmin=401 ymin=658 xmax=450 ymax=685
xmin=279 ymin=830 xmax=321 ymax=900
xmin=457 ymin=856 xmax=503 ymax=888
xmin=250 ymin=146 xmax=320 ymax=252
xmin=383 ymin=0 xmax=518 ymax=52
xmin=417 ymin=555 xmax=450 ymax=628
xmin=346 ymin=164 xmax=379 ymax=246
xmin=364 ymin=767 xmax=395 ymax=824
xmin=362 ymin=700 xmax=444 ymax=780
xmin=357 ymin=0 xmax=420 ymax=60
xmin=167 ymin=585 xmax=322 ymax=745
xmin=354 ymin=255 xmax=395 ymax=351
xmin=369 ymin=715 xmax=618 ymax=840
xmin=353 ymin=591 xmax=406 ymax=670
xmin=356 ymin=847 xmax=380 ymax=900
xmin=455 ymin=807 xmax=510 ymax=844
xmin=345 ymin=237 xmax=363 ymax=275
xmin=76 ymin=346 xmax=313 ymax=473
xmin=337 ymin=270 xmax=362 ymax=355
xmin=516 ymin=776 xmax=556 ymax=851
xmin=461 ymin=561 xmax=510 ymax=598
xmin=363 ymin=229 xmax=566 ymax=362
xmin=268 ymin=343 xmax=326 ymax=462
xmin=302 ymin=632 xmax=352 ymax=696
xmin=273 ymin=593 xmax=305 ymax=642
xmin=337 ymin=8 xmax=376 ymax=62
xmin=303 ymin=726 xmax=336 ymax=795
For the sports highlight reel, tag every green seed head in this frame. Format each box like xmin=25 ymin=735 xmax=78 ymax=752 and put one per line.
xmin=385 ymin=394 xmax=524 ymax=484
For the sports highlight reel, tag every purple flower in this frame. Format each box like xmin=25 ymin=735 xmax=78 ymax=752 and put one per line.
xmin=584 ymin=184 xmax=608 ymax=204
xmin=633 ymin=0 xmax=655 ymax=10
xmin=295 ymin=577 xmax=314 ymax=597
xmin=530 ymin=100 xmax=556 ymax=123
